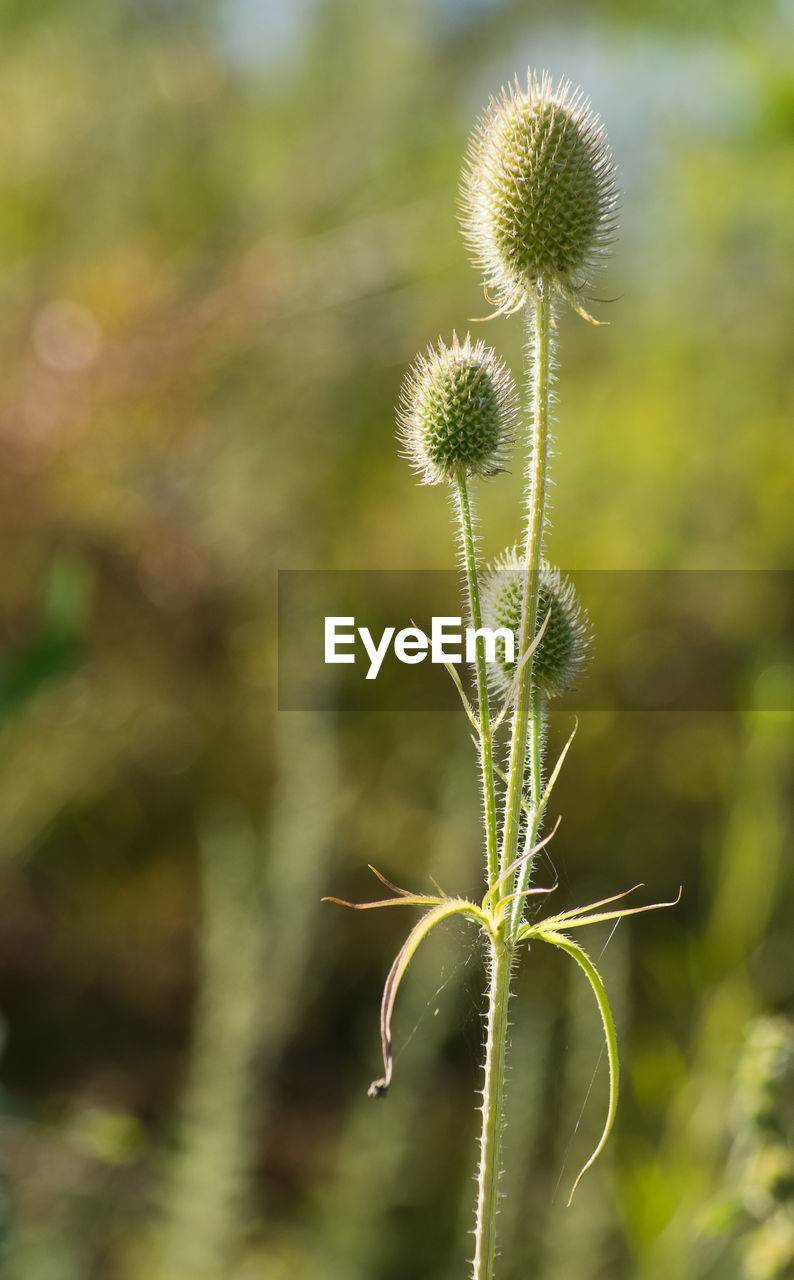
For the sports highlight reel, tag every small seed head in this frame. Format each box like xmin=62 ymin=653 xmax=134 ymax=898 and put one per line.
xmin=481 ymin=549 xmax=591 ymax=697
xmin=397 ymin=333 xmax=518 ymax=485
xmin=460 ymin=70 xmax=618 ymax=314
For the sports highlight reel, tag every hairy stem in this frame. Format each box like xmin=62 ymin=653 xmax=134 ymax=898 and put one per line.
xmin=500 ymin=285 xmax=553 ymax=898
xmin=472 ymin=932 xmax=513 ymax=1280
xmin=454 ymin=468 xmax=499 ymax=887
xmin=472 ymin=286 xmax=553 ymax=1278
xmin=509 ymin=686 xmax=544 ymax=934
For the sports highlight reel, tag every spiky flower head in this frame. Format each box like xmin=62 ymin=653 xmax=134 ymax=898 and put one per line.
xmin=460 ymin=70 xmax=618 ymax=317
xmin=397 ymin=332 xmax=518 ymax=485
xmin=481 ymin=549 xmax=591 ymax=697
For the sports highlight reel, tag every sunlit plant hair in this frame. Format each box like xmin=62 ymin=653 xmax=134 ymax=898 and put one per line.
xmin=327 ymin=65 xmax=676 ymax=1280
xmin=397 ymin=332 xmax=519 ymax=484
xmin=460 ymin=70 xmax=618 ymax=318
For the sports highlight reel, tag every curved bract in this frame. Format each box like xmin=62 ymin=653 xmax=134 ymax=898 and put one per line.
xmin=518 ymin=885 xmax=681 ymax=1202
xmin=326 ymin=859 xmax=680 ymax=1181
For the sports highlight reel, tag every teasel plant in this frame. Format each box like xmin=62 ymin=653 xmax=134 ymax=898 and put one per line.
xmin=326 ymin=70 xmax=679 ymax=1280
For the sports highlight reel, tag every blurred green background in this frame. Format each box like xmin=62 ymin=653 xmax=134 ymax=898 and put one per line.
xmin=0 ymin=1 xmax=793 ymax=1277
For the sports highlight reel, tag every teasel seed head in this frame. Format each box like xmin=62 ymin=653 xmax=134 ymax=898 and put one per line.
xmin=397 ymin=332 xmax=519 ymax=485
xmin=481 ymin=549 xmax=591 ymax=697
xmin=460 ymin=69 xmax=618 ymax=318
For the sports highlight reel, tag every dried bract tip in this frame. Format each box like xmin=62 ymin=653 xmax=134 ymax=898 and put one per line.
xmin=460 ymin=69 xmax=618 ymax=316
xmin=481 ymin=550 xmax=592 ymax=697
xmin=397 ymin=333 xmax=518 ymax=485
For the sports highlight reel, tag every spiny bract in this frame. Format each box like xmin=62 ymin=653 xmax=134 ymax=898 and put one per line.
xmin=397 ymin=333 xmax=518 ymax=485
xmin=481 ymin=549 xmax=591 ymax=697
xmin=460 ymin=69 xmax=617 ymax=316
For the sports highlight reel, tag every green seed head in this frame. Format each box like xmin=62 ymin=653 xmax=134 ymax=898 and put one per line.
xmin=397 ymin=333 xmax=518 ymax=485
xmin=460 ymin=70 xmax=617 ymax=315
xmin=481 ymin=549 xmax=591 ymax=697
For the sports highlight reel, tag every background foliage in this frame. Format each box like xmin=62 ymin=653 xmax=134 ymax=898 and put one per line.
xmin=0 ymin=1 xmax=792 ymax=1277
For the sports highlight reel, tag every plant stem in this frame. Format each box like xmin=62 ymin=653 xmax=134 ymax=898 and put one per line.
xmin=500 ymin=285 xmax=553 ymax=897
xmin=509 ymin=686 xmax=544 ymax=934
xmin=454 ymin=468 xmax=499 ymax=887
xmin=472 ymin=285 xmax=553 ymax=1278
xmin=472 ymin=932 xmax=513 ymax=1280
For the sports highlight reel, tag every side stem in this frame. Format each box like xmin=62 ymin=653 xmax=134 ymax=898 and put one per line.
xmin=454 ymin=468 xmax=499 ymax=887
xmin=472 ymin=933 xmax=513 ymax=1280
